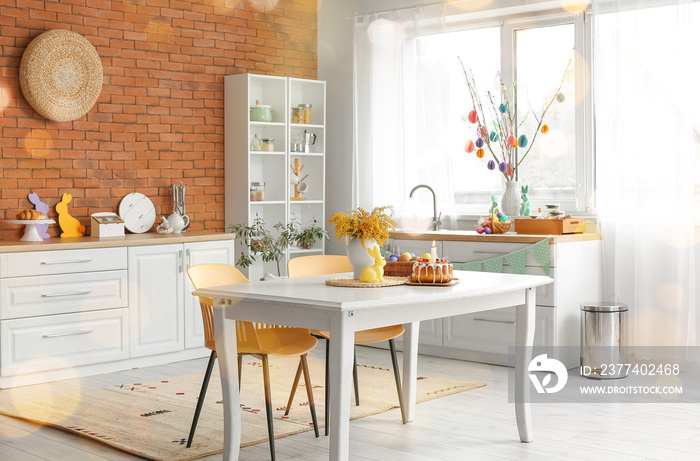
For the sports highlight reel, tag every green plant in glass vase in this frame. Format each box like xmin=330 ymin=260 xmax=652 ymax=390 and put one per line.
xmin=229 ymin=216 xmax=297 ymax=277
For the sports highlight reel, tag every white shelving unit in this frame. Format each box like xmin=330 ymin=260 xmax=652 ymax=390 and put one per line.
xmin=225 ymin=74 xmax=326 ymax=280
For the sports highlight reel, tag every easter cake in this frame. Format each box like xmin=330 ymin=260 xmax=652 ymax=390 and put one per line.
xmin=411 ymin=259 xmax=454 ymax=284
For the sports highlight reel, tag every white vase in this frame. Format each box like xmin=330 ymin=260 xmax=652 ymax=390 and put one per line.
xmin=347 ymin=238 xmax=378 ymax=279
xmin=501 ymin=181 xmax=520 ymax=218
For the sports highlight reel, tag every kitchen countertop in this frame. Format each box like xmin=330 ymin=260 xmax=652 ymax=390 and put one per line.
xmin=389 ymin=229 xmax=601 ymax=244
xmin=0 ymin=231 xmax=235 ymax=253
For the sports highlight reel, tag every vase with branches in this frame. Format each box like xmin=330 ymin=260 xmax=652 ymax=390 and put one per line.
xmin=459 ymin=53 xmax=573 ymax=182
xmin=229 ymin=216 xmax=297 ymax=277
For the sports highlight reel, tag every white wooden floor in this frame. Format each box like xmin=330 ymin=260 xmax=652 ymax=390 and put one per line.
xmin=1 ymin=346 xmax=700 ymax=461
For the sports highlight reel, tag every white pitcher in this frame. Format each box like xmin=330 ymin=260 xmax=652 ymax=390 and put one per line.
xmin=167 ymin=211 xmax=190 ymax=233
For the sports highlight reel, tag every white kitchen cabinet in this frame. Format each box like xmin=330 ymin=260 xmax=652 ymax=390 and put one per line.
xmin=183 ymin=240 xmax=236 ymax=349
xmin=128 ymin=244 xmax=184 ymax=358
xmin=225 ymin=73 xmax=326 ymax=280
xmin=128 ymin=240 xmax=237 ymax=357
xmin=0 ymin=233 xmax=235 ymax=388
xmin=390 ymin=236 xmax=602 ymax=368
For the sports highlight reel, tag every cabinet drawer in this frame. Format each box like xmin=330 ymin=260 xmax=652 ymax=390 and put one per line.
xmin=0 ymin=308 xmax=129 ymax=377
xmin=1 ymin=270 xmax=128 ymax=320
xmin=0 ymin=248 xmax=127 ymax=277
xmin=443 ymin=241 xmax=556 ymax=268
xmin=443 ymin=305 xmax=554 ymax=356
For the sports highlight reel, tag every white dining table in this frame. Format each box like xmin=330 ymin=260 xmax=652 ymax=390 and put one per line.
xmin=193 ymin=269 xmax=553 ymax=460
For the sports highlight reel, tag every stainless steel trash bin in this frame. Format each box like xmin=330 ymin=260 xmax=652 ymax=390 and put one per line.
xmin=580 ymin=301 xmax=628 ymax=379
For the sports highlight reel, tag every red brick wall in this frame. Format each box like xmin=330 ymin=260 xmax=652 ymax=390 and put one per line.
xmin=0 ymin=0 xmax=317 ymax=240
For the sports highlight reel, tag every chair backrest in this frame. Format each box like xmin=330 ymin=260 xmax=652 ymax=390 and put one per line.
xmin=187 ymin=264 xmax=250 ymax=351
xmin=287 ymin=254 xmax=353 ymax=278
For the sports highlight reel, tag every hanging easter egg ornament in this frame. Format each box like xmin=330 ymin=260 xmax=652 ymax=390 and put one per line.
xmin=518 ymin=134 xmax=528 ymax=148
xmin=465 ymin=140 xmax=475 ymax=153
xmin=499 ymin=103 xmax=508 ymax=113
xmin=556 ymin=92 xmax=566 ymax=103
xmin=541 ymin=124 xmax=549 ymax=134
xmin=487 ymin=160 xmax=496 ymax=170
xmin=476 ymin=148 xmax=485 ymax=158
xmin=468 ymin=109 xmax=478 ymax=124
xmin=498 ymin=162 xmax=507 ymax=172
xmin=475 ymin=137 xmax=484 ymax=148
xmin=507 ymin=134 xmax=517 ymax=147
xmin=489 ymin=131 xmax=498 ymax=142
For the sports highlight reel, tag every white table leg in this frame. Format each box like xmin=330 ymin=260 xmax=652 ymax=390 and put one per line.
xmin=328 ymin=311 xmax=355 ymax=461
xmin=515 ymin=287 xmax=535 ymax=443
xmin=213 ymin=301 xmax=241 ymax=460
xmin=402 ymin=321 xmax=419 ymax=423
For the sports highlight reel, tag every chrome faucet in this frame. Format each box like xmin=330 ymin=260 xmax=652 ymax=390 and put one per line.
xmin=409 ymin=184 xmax=442 ymax=231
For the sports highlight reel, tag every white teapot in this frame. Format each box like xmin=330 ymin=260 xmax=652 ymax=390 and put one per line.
xmin=167 ymin=211 xmax=190 ymax=234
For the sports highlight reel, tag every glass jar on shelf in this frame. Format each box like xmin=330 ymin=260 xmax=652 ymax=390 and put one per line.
xmin=298 ymin=104 xmax=312 ymax=124
xmin=251 ymin=133 xmax=261 ymax=151
xmin=250 ymin=182 xmax=265 ymax=201
xmin=261 ymin=138 xmax=274 ymax=151
xmin=292 ymin=106 xmax=303 ymax=124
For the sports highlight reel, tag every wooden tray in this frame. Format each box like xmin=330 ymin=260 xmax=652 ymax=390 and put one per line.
xmin=406 ymin=278 xmax=460 ymax=287
xmin=514 ymin=218 xmax=585 ymax=235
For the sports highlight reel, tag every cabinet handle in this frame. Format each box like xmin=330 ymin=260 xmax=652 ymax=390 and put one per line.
xmin=42 ymin=329 xmax=93 ymax=338
xmin=41 ymin=290 xmax=93 ymax=298
xmin=41 ymin=258 xmax=92 ymax=265
xmin=473 ymin=317 xmax=516 ymax=325
xmin=186 ymin=248 xmax=191 ymax=268
xmin=179 ymin=250 xmax=183 ymax=273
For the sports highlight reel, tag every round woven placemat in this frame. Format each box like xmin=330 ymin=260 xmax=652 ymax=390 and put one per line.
xmin=19 ymin=29 xmax=103 ymax=122
xmin=325 ymin=275 xmax=409 ymax=288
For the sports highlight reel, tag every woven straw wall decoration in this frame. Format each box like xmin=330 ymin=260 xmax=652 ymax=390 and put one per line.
xmin=19 ymin=29 xmax=103 ymax=122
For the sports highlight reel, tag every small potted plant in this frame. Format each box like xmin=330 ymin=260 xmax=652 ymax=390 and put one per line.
xmin=229 ymin=216 xmax=297 ymax=277
xmin=295 ymin=217 xmax=329 ymax=249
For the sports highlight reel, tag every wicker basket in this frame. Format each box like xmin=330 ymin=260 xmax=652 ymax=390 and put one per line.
xmin=484 ymin=219 xmax=512 ymax=234
xmin=384 ymin=261 xmax=415 ymax=277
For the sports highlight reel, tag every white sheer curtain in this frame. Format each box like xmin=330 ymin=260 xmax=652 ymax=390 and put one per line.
xmin=353 ymin=6 xmax=459 ymax=230
xmin=593 ymin=0 xmax=697 ymax=347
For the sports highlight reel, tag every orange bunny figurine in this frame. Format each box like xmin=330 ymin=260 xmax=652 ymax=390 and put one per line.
xmin=360 ymin=246 xmax=386 ymax=283
xmin=56 ymin=193 xmax=86 ymax=237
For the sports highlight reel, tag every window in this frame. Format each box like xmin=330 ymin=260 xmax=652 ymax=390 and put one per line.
xmin=354 ymin=7 xmax=592 ymax=221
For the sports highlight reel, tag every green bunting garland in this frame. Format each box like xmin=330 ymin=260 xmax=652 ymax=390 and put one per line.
xmin=452 ymin=238 xmax=550 ymax=276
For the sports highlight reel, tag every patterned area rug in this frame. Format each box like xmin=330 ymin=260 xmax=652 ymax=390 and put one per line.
xmin=0 ymin=355 xmax=484 ymax=461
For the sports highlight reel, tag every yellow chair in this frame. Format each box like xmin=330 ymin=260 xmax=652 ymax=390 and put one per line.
xmin=284 ymin=255 xmax=406 ymax=435
xmin=186 ymin=264 xmax=319 ymax=459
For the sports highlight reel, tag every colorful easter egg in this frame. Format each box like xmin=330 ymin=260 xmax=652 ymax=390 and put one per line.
xmin=476 ymin=226 xmax=485 ymax=234
xmin=475 ymin=137 xmax=484 ymax=148
xmin=518 ymin=134 xmax=528 ymax=148
xmin=556 ymin=92 xmax=566 ymax=103
xmin=499 ymin=215 xmax=509 ymax=222
xmin=420 ymin=253 xmax=431 ymax=260
xmin=497 ymin=212 xmax=503 ymax=218
xmin=484 ymin=226 xmax=492 ymax=234
xmin=476 ymin=148 xmax=485 ymax=158
xmin=465 ymin=140 xmax=475 ymax=153
xmin=499 ymin=103 xmax=508 ymax=113
xmin=388 ymin=256 xmax=398 ymax=262
xmin=499 ymin=162 xmax=507 ymax=172
xmin=489 ymin=131 xmax=498 ymax=142
xmin=541 ymin=124 xmax=550 ymax=134
xmin=487 ymin=160 xmax=496 ymax=170
xmin=468 ymin=109 xmax=478 ymax=124
xmin=507 ymin=134 xmax=517 ymax=147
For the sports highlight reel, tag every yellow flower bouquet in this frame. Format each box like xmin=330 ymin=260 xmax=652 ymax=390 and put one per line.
xmin=328 ymin=206 xmax=397 ymax=248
